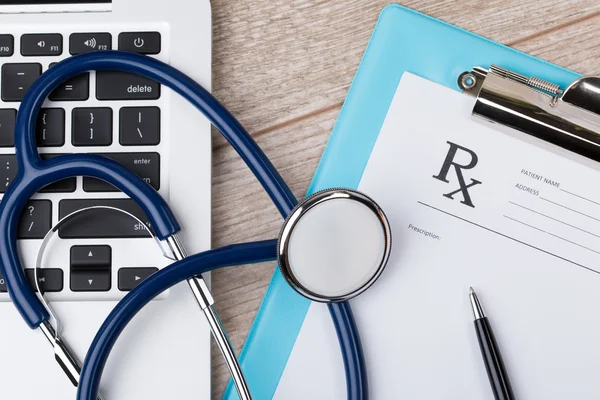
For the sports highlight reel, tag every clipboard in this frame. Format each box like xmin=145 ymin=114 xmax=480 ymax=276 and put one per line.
xmin=223 ymin=4 xmax=586 ymax=399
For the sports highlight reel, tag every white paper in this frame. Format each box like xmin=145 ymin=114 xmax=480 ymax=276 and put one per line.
xmin=275 ymin=73 xmax=600 ymax=399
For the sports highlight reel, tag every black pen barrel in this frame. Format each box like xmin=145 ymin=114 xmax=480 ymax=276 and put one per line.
xmin=474 ymin=317 xmax=515 ymax=400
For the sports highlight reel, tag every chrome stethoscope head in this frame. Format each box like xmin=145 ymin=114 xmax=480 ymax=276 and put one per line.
xmin=278 ymin=188 xmax=392 ymax=302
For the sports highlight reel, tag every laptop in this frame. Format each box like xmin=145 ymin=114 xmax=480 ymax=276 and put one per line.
xmin=0 ymin=0 xmax=212 ymax=398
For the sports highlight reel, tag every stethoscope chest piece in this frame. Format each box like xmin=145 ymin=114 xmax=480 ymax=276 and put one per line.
xmin=278 ymin=188 xmax=392 ymax=302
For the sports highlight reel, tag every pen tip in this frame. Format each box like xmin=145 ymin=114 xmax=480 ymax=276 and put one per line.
xmin=469 ymin=286 xmax=485 ymax=319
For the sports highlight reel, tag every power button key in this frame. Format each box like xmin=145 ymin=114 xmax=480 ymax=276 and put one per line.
xmin=118 ymin=32 xmax=161 ymax=54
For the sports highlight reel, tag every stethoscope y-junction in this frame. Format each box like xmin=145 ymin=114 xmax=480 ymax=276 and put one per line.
xmin=0 ymin=51 xmax=392 ymax=400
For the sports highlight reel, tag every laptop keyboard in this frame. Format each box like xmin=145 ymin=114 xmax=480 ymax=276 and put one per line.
xmin=0 ymin=28 xmax=170 ymax=300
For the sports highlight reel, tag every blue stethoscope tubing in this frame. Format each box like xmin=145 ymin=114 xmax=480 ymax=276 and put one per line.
xmin=1 ymin=51 xmax=368 ymax=399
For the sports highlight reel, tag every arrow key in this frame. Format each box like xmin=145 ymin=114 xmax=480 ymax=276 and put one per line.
xmin=118 ymin=267 xmax=158 ymax=291
xmin=25 ymin=268 xmax=63 ymax=292
xmin=70 ymin=245 xmax=111 ymax=291
xmin=70 ymin=245 xmax=111 ymax=270
xmin=71 ymin=270 xmax=111 ymax=292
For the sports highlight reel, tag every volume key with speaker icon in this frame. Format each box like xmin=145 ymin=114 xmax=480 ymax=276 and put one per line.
xmin=69 ymin=32 xmax=112 ymax=55
xmin=21 ymin=34 xmax=62 ymax=56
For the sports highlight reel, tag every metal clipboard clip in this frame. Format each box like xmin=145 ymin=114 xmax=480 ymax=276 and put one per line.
xmin=458 ymin=65 xmax=600 ymax=163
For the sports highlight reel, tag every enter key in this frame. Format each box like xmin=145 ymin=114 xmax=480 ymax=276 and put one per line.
xmin=83 ymin=152 xmax=160 ymax=192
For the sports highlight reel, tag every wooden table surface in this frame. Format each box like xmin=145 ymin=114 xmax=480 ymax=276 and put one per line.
xmin=209 ymin=1 xmax=600 ymax=397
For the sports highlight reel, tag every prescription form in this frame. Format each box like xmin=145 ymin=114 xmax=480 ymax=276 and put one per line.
xmin=274 ymin=73 xmax=600 ymax=399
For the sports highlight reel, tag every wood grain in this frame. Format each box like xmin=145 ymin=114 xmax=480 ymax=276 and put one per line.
xmin=211 ymin=0 xmax=600 ymax=146
xmin=515 ymin=14 xmax=600 ymax=75
xmin=209 ymin=1 xmax=600 ymax=398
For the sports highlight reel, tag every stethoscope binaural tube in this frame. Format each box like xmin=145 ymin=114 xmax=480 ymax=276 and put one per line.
xmin=8 ymin=51 xmax=369 ymax=400
xmin=5 ymin=50 xmax=296 ymax=400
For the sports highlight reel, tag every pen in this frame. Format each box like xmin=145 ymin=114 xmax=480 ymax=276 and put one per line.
xmin=469 ymin=287 xmax=515 ymax=400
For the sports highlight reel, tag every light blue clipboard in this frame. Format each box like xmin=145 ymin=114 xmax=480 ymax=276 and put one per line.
xmin=224 ymin=4 xmax=580 ymax=399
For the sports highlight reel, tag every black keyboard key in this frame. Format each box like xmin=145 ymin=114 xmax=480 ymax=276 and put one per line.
xmin=70 ymin=245 xmax=112 ymax=292
xmin=96 ymin=71 xmax=160 ymax=100
xmin=37 ymin=108 xmax=65 ymax=147
xmin=118 ymin=267 xmax=158 ymax=291
xmin=72 ymin=107 xmax=112 ymax=146
xmin=39 ymin=179 xmax=76 ymax=192
xmin=49 ymin=71 xmax=89 ymax=102
xmin=1 ymin=63 xmax=42 ymax=102
xmin=118 ymin=32 xmax=161 ymax=54
xmin=71 ymin=245 xmax=111 ymax=270
xmin=18 ymin=200 xmax=52 ymax=239
xmin=0 ymin=109 xmax=16 ymax=147
xmin=70 ymin=32 xmax=112 ymax=55
xmin=39 ymin=154 xmax=77 ymax=193
xmin=120 ymin=107 xmax=160 ymax=146
xmin=84 ymin=152 xmax=160 ymax=192
xmin=0 ymin=154 xmax=17 ymax=192
xmin=0 ymin=154 xmax=75 ymax=193
xmin=0 ymin=35 xmax=14 ymax=57
xmin=71 ymin=270 xmax=111 ymax=292
xmin=59 ymin=199 xmax=153 ymax=239
xmin=21 ymin=33 xmax=62 ymax=56
xmin=25 ymin=269 xmax=63 ymax=292
xmin=0 ymin=271 xmax=5 ymax=292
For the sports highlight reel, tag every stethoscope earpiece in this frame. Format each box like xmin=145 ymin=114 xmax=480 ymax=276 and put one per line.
xmin=278 ymin=188 xmax=392 ymax=303
xmin=0 ymin=51 xmax=376 ymax=399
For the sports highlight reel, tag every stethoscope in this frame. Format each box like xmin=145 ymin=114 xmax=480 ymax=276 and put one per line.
xmin=0 ymin=51 xmax=392 ymax=400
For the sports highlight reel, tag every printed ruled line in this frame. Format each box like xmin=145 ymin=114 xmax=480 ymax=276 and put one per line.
xmin=417 ymin=201 xmax=600 ymax=276
xmin=503 ymin=215 xmax=600 ymax=257
xmin=539 ymin=197 xmax=600 ymax=223
xmin=560 ymin=189 xmax=600 ymax=207
xmin=508 ymin=201 xmax=600 ymax=239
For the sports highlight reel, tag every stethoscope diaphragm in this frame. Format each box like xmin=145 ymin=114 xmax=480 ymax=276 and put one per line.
xmin=277 ymin=188 xmax=392 ymax=302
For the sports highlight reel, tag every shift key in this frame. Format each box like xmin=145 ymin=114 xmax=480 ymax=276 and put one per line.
xmin=59 ymin=199 xmax=154 ymax=239
xmin=96 ymin=71 xmax=160 ymax=100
